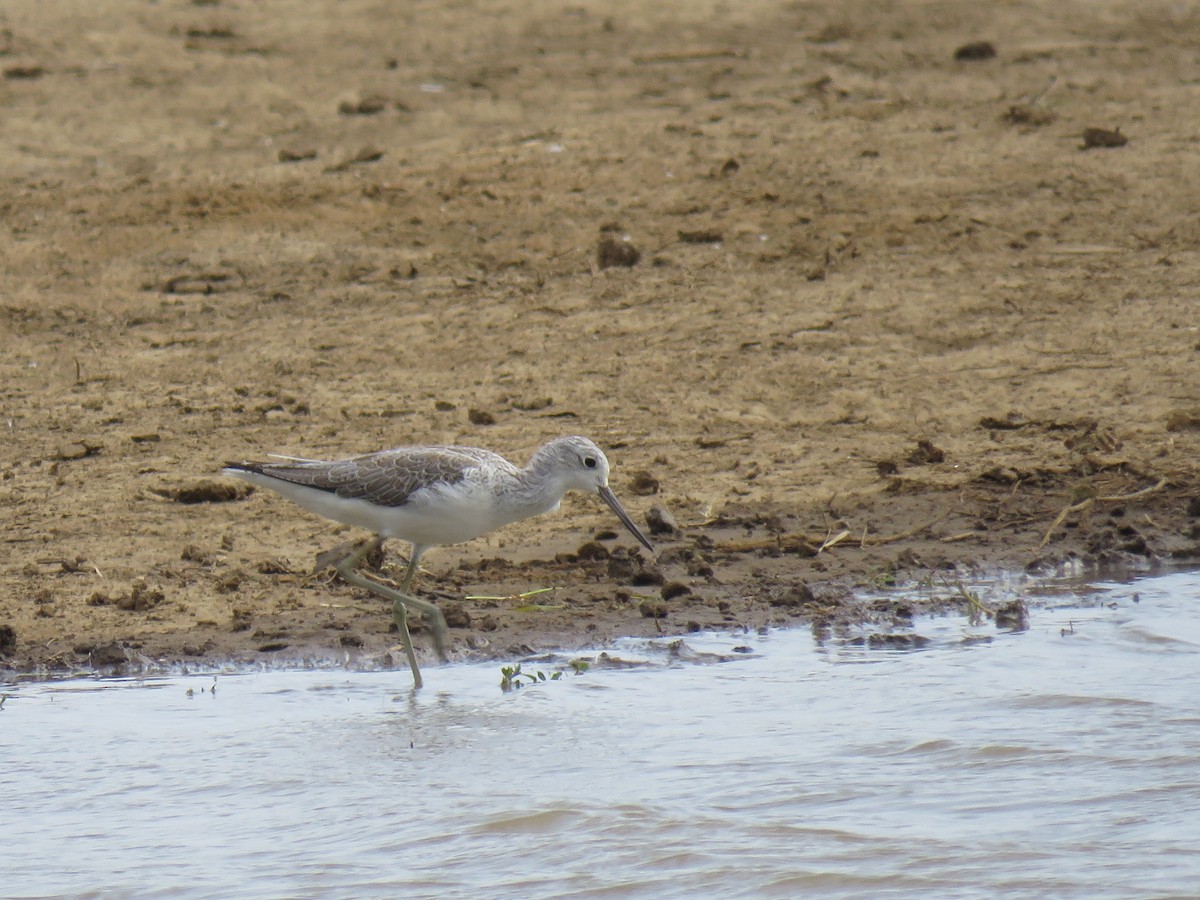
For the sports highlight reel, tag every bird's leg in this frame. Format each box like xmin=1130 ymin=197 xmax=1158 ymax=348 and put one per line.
xmin=334 ymin=537 xmax=423 ymax=688
xmin=332 ymin=538 xmax=450 ymax=689
xmin=390 ymin=551 xmax=449 ymax=663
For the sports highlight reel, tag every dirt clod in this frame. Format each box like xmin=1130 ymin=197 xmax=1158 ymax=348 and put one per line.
xmin=907 ymin=440 xmax=945 ymax=466
xmin=629 ymin=470 xmax=660 ymax=496
xmin=678 ymin=229 xmax=723 ymax=244
xmin=443 ymin=603 xmax=471 ymax=628
xmin=576 ymin=541 xmax=610 ymax=561
xmin=639 ymin=599 xmax=668 ymax=618
xmin=117 ymin=581 xmax=165 ymax=612
xmin=3 ymin=65 xmax=46 ymax=80
xmin=154 ymin=480 xmax=251 ymax=504
xmin=1166 ymin=410 xmax=1200 ymax=432
xmin=769 ymin=583 xmax=817 ymax=609
xmin=980 ymin=412 xmax=1030 ymax=430
xmin=338 ymin=96 xmax=387 ymax=116
xmin=630 ymin=566 xmax=666 ymax=587
xmin=325 ymin=146 xmax=384 ymax=171
xmin=863 ymin=633 xmax=930 ymax=650
xmin=597 ymin=236 xmax=641 ymax=269
xmin=645 ymin=504 xmax=679 ymax=536
xmin=994 ymin=599 xmax=1030 ymax=631
xmin=1003 ymin=105 xmax=1055 ymax=127
xmin=661 ymin=581 xmax=691 ymax=600
xmin=1081 ymin=127 xmax=1127 ymax=150
xmin=87 ymin=641 xmax=129 ymax=667
xmin=954 ymin=41 xmax=997 ymax=61
xmin=278 ymin=148 xmax=318 ymax=163
xmin=467 ymin=408 xmax=496 ymax=426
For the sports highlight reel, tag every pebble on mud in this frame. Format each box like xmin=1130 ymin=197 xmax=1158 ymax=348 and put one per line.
xmin=0 ymin=624 xmax=16 ymax=655
xmin=597 ymin=236 xmax=641 ymax=269
xmin=51 ymin=441 xmax=102 ymax=461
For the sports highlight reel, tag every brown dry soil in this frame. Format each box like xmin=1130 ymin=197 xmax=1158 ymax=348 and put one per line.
xmin=4 ymin=0 xmax=1200 ymax=677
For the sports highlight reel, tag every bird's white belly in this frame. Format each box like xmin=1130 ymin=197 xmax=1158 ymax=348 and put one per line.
xmin=378 ymin=485 xmax=519 ymax=545
xmin=234 ymin=471 xmax=544 ymax=548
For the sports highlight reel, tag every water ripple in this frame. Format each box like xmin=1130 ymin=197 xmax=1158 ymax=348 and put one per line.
xmin=4 ymin=571 xmax=1200 ymax=898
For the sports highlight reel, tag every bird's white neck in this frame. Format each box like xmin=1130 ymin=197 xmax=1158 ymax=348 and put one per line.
xmin=512 ymin=458 xmax=572 ymax=519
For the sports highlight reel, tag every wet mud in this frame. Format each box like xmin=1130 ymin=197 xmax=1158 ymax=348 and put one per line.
xmin=2 ymin=0 xmax=1199 ymax=675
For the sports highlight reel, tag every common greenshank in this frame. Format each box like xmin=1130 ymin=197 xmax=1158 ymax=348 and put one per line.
xmin=223 ymin=435 xmax=655 ymax=687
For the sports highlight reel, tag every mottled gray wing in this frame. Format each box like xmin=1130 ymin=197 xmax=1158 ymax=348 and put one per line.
xmin=245 ymin=448 xmax=483 ymax=508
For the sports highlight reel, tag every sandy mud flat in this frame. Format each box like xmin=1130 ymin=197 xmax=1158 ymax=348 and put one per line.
xmin=2 ymin=0 xmax=1198 ymax=674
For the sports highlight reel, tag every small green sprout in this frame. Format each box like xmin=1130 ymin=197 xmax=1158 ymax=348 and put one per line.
xmin=499 ymin=660 xmax=582 ymax=691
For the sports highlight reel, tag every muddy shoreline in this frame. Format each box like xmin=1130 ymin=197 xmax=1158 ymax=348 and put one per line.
xmin=5 ymin=457 xmax=1197 ymax=679
xmin=3 ymin=0 xmax=1200 ymax=677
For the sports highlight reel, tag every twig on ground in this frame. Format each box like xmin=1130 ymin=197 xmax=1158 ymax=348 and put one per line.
xmin=1038 ymin=477 xmax=1168 ymax=548
xmin=818 ymin=529 xmax=851 ymax=554
xmin=718 ymin=510 xmax=952 ymax=552
xmin=861 ymin=510 xmax=953 ymax=546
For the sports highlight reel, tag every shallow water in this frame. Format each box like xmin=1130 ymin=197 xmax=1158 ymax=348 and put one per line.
xmin=4 ymin=571 xmax=1200 ymax=898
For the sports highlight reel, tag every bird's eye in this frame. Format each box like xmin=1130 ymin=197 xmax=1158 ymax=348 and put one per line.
xmin=583 ymin=456 xmax=597 ymax=469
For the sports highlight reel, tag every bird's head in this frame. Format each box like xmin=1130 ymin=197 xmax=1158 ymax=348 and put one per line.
xmin=536 ymin=436 xmax=655 ymax=555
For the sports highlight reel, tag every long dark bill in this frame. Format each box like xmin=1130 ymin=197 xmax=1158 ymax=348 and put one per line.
xmin=598 ymin=485 xmax=656 ymax=555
